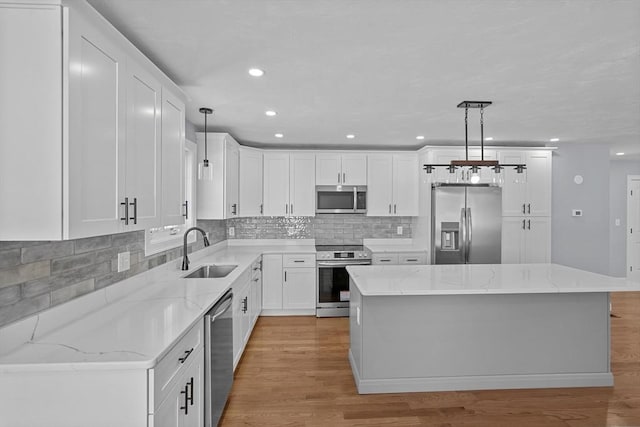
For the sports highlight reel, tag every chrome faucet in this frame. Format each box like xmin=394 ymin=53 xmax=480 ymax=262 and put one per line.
xmin=182 ymin=227 xmax=210 ymax=270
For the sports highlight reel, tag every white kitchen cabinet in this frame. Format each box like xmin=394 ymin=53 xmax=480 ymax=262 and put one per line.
xmin=371 ymin=252 xmax=427 ymax=265
xmin=0 ymin=2 xmax=186 ymax=240
xmin=316 ymin=153 xmax=367 ymax=185
xmin=161 ymin=89 xmax=186 ymax=226
xmin=232 ymin=270 xmax=251 ymax=368
xmin=499 ymin=150 xmax=552 ymax=217
xmin=501 ymin=216 xmax=551 ymax=264
xmin=263 ymin=153 xmax=315 ymax=216
xmin=262 ymin=254 xmax=316 ymax=315
xmin=196 ymin=133 xmax=240 ymax=219
xmin=239 ymin=147 xmax=263 ymax=216
xmin=367 ymin=154 xmax=418 ymax=216
xmin=372 ymin=253 xmax=399 ymax=265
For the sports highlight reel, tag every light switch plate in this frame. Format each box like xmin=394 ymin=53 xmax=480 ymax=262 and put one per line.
xmin=397 ymin=226 xmax=403 ymax=235
xmin=228 ymin=227 xmax=235 ymax=237
xmin=572 ymin=209 xmax=583 ymax=217
xmin=117 ymin=251 xmax=130 ymax=272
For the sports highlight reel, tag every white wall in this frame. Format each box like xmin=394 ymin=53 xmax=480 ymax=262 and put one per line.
xmin=551 ymin=143 xmax=611 ymax=275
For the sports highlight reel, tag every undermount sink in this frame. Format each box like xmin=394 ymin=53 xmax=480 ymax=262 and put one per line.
xmin=183 ymin=264 xmax=237 ymax=279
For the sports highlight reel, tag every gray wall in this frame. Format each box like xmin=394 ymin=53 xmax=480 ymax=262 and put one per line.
xmin=609 ymin=159 xmax=640 ymax=276
xmin=0 ymin=220 xmax=226 ymax=328
xmin=186 ymin=119 xmax=197 ymax=142
xmin=551 ymin=143 xmax=611 ymax=275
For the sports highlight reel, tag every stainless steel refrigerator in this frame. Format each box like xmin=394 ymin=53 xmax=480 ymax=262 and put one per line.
xmin=431 ymin=183 xmax=502 ymax=264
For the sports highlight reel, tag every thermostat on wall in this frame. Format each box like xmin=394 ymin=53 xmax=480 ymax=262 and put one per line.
xmin=572 ymin=209 xmax=583 ymax=217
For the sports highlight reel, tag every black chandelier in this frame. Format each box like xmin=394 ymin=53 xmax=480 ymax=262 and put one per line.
xmin=423 ymin=101 xmax=526 ymax=176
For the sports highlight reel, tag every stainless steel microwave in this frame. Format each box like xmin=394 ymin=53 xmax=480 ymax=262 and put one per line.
xmin=316 ymin=186 xmax=367 ymax=214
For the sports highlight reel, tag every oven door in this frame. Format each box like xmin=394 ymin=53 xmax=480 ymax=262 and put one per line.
xmin=316 ymin=260 xmax=371 ymax=313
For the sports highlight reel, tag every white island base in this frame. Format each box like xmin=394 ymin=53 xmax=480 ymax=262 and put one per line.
xmin=345 ymin=263 xmax=638 ymax=394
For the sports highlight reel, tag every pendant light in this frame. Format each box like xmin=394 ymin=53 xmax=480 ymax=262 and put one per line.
xmin=198 ymin=107 xmax=214 ymax=181
xmin=423 ymin=101 xmax=526 ymax=180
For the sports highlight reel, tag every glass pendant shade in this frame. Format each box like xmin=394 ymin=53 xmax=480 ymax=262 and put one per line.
xmin=198 ymin=158 xmax=214 ymax=181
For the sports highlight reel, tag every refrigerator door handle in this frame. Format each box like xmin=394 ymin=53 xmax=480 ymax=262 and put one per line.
xmin=466 ymin=207 xmax=472 ymax=262
xmin=460 ymin=207 xmax=466 ymax=263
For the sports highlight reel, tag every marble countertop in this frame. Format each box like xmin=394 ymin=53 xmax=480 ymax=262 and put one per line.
xmin=347 ymin=263 xmax=640 ymax=296
xmin=0 ymin=240 xmax=315 ymax=372
xmin=363 ymin=238 xmax=428 ymax=253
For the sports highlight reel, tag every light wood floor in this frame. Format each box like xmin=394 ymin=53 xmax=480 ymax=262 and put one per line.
xmin=221 ymin=292 xmax=640 ymax=426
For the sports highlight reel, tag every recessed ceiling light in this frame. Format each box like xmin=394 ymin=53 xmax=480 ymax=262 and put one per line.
xmin=274 ymin=133 xmax=283 ymax=138
xmin=248 ymin=68 xmax=264 ymax=77
xmin=549 ymin=138 xmax=560 ymax=142
xmin=265 ymin=110 xmax=277 ymax=116
xmin=416 ymin=135 xmax=425 ymax=140
xmin=346 ymin=134 xmax=355 ymax=139
xmin=616 ymin=152 xmax=625 ymax=156
xmin=484 ymin=137 xmax=493 ymax=141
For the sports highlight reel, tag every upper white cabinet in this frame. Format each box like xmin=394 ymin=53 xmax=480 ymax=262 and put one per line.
xmin=196 ymin=133 xmax=240 ymax=220
xmin=0 ymin=2 xmax=186 ymax=240
xmin=499 ymin=150 xmax=552 ymax=217
xmin=367 ymin=154 xmax=418 ymax=216
xmin=161 ymin=90 xmax=186 ymax=226
xmin=239 ymin=147 xmax=263 ymax=217
xmin=316 ymin=153 xmax=367 ymax=185
xmin=263 ymin=153 xmax=315 ymax=216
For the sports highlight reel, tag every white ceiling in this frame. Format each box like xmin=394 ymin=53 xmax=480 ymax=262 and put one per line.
xmin=86 ymin=0 xmax=640 ymax=158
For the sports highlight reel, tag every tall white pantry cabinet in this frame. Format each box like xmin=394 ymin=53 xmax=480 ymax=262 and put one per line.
xmin=0 ymin=0 xmax=186 ymax=241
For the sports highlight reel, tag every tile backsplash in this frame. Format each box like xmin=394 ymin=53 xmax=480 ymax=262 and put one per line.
xmin=0 ymin=215 xmax=411 ymax=327
xmin=226 ymin=214 xmax=413 ymax=244
xmin=0 ymin=220 xmax=226 ymax=328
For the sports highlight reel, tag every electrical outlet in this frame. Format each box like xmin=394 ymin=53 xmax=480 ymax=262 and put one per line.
xmin=228 ymin=227 xmax=235 ymax=237
xmin=572 ymin=209 xmax=583 ymax=217
xmin=117 ymin=251 xmax=130 ymax=272
xmin=615 ymin=218 xmax=621 ymax=226
xmin=397 ymin=226 xmax=403 ymax=235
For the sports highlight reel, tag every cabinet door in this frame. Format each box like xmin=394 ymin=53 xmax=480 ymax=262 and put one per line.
xmin=161 ymin=89 xmax=186 ymax=226
xmin=0 ymin=5 xmax=62 ymax=240
xmin=524 ymin=217 xmax=551 ymax=263
xmin=282 ymin=268 xmax=316 ymax=309
xmin=181 ymin=349 xmax=204 ymax=427
xmin=501 ymin=217 xmax=525 ymax=264
xmin=67 ymin=7 xmax=127 ymax=238
xmin=239 ymin=148 xmax=263 ymax=216
xmin=225 ymin=139 xmax=240 ymax=218
xmin=290 ymin=154 xmax=316 ymax=216
xmin=393 ymin=154 xmax=418 ymax=216
xmin=315 ymin=154 xmax=341 ymax=185
xmin=499 ymin=151 xmax=527 ymax=216
xmin=262 ymin=254 xmax=283 ymax=309
xmin=154 ymin=380 xmax=181 ymax=427
xmin=125 ymin=62 xmax=162 ymax=230
xmin=367 ymin=155 xmax=393 ymax=216
xmin=263 ymin=153 xmax=289 ymax=216
xmin=525 ymin=151 xmax=552 ymax=216
xmin=342 ymin=154 xmax=367 ymax=185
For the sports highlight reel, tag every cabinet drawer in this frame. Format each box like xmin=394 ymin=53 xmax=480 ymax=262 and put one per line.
xmin=153 ymin=319 xmax=203 ymax=407
xmin=283 ymin=253 xmax=316 ymax=268
xmin=398 ymin=252 xmax=428 ymax=265
xmin=372 ymin=253 xmax=399 ymax=265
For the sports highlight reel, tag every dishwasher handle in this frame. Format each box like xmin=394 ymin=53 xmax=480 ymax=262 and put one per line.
xmin=207 ymin=291 xmax=233 ymax=322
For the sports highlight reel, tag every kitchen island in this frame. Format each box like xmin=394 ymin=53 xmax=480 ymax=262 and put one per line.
xmin=346 ymin=263 xmax=640 ymax=394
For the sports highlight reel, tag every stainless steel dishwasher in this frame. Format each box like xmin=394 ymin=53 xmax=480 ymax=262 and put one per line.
xmin=204 ymin=290 xmax=233 ymax=427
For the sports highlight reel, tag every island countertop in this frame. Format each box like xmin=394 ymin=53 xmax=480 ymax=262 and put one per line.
xmin=346 ymin=263 xmax=640 ymax=296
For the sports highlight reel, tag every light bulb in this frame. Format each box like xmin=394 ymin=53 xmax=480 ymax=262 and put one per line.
xmin=470 ymin=173 xmax=481 ymax=184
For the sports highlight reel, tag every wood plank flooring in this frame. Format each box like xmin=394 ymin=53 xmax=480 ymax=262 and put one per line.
xmin=221 ymin=292 xmax=640 ymax=426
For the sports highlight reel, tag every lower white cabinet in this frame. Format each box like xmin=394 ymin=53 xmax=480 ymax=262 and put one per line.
xmin=501 ymin=217 xmax=551 ymax=263
xmin=262 ymin=254 xmax=316 ymax=315
xmin=150 ymin=320 xmax=204 ymax=427
xmin=372 ymin=252 xmax=428 ymax=265
xmin=232 ymin=259 xmax=262 ymax=369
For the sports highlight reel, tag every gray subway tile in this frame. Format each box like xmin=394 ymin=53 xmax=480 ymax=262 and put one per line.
xmin=111 ymin=231 xmax=142 ymax=248
xmin=21 ymin=242 xmax=74 ymax=263
xmin=51 ymin=279 xmax=95 ymax=306
xmin=74 ymin=235 xmax=111 ymax=254
xmin=0 ymin=285 xmax=21 ymax=307
xmin=0 ymin=261 xmax=50 ymax=288
xmin=51 ymin=252 xmax=96 ymax=275
xmin=94 ymin=271 xmax=128 ymax=290
xmin=0 ymin=293 xmax=50 ymax=327
xmin=0 ymin=249 xmax=21 ymax=269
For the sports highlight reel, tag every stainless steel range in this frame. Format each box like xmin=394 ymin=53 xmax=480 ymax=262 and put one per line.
xmin=316 ymin=245 xmax=371 ymax=317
